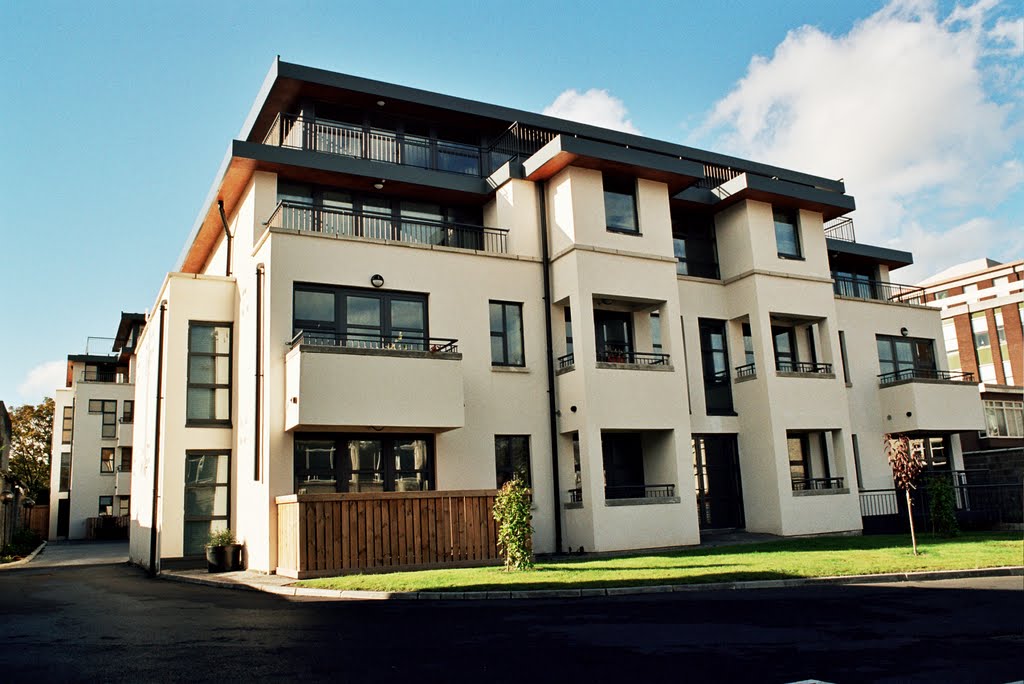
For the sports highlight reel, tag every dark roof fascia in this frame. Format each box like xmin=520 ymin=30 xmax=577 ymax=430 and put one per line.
xmin=238 ymin=56 xmax=282 ymax=141
xmin=67 ymin=354 xmax=120 ymax=364
xmin=739 ymin=173 xmax=856 ymax=214
xmin=826 ymin=238 xmax=913 ymax=269
xmin=522 ymin=135 xmax=705 ymax=184
xmin=113 ymin=312 xmax=147 ymax=351
xmin=246 ymin=60 xmax=846 ymax=194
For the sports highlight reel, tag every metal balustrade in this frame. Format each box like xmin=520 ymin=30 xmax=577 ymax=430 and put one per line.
xmin=557 ymin=353 xmax=575 ymax=369
xmin=824 ymin=217 xmax=856 ymax=242
xmin=791 ymin=477 xmax=845 ymax=491
xmin=877 ymin=368 xmax=975 ymax=386
xmin=776 ymin=361 xmax=833 ymax=374
xmin=832 ymin=274 xmax=925 ymax=304
xmin=290 ymin=330 xmax=458 ymax=354
xmin=735 ymin=363 xmax=756 ymax=378
xmin=605 ymin=484 xmax=676 ymax=500
xmin=596 ymin=347 xmax=670 ymax=366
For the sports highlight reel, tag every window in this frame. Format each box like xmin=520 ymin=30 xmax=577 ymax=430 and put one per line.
xmin=876 ymin=335 xmax=936 ymax=380
xmin=773 ymin=208 xmax=801 ymax=259
xmin=564 ymin=307 xmax=573 ymax=357
xmin=186 ymin=323 xmax=232 ymax=425
xmin=838 ymin=330 xmax=851 ymax=383
xmin=934 ymin=290 xmax=949 ymax=300
xmin=495 ymin=435 xmax=531 ymax=488
xmin=788 ymin=431 xmax=836 ymax=490
xmin=971 ymin=312 xmax=995 ymax=383
xmin=651 ymin=313 xmax=662 ymax=352
xmin=984 ymin=401 xmax=1024 ymax=438
xmin=603 ymin=173 xmax=638 ymax=234
xmin=833 ymin=270 xmax=874 ymax=299
xmin=943 ymin=320 xmax=961 ymax=372
xmin=699 ymin=319 xmax=733 ymax=415
xmin=89 ymin=399 xmax=117 ymax=438
xmin=293 ymin=436 xmax=433 ymax=494
xmin=995 ymin=311 xmax=1012 ymax=384
xmin=59 ymin=452 xmax=71 ymax=492
xmin=595 ymin=309 xmax=633 ymax=362
xmin=98 ymin=496 xmax=113 ymax=517
xmin=852 ymin=434 xmax=863 ymax=490
xmin=100 ymin=447 xmax=115 ymax=473
xmin=602 ymin=432 xmax=645 ymax=499
xmin=118 ymin=496 xmax=130 ymax=517
xmin=61 ymin=405 xmax=74 ymax=444
xmin=122 ymin=400 xmax=134 ymax=424
xmin=293 ymin=285 xmax=428 ymax=350
xmin=490 ymin=301 xmax=524 ymax=366
xmin=183 ymin=451 xmax=230 ymax=556
xmin=672 ymin=212 xmax=719 ymax=278
xmin=772 ymin=326 xmax=798 ymax=372
xmin=742 ymin=323 xmax=754 ymax=365
xmin=119 ymin=447 xmax=132 ymax=472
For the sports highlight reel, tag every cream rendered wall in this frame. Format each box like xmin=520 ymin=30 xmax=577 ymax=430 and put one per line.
xmin=487 ymin=178 xmax=542 ymax=259
xmin=48 ymin=388 xmax=73 ymax=539
xmin=130 ymin=306 xmax=159 ymax=566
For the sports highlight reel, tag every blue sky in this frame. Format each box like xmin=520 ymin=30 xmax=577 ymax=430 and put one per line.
xmin=1 ymin=0 xmax=1021 ymax=406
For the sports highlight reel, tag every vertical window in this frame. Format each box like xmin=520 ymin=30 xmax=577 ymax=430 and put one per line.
xmin=838 ymin=330 xmax=851 ymax=383
xmin=851 ymin=434 xmax=863 ymax=490
xmin=119 ymin=447 xmax=132 ymax=472
xmin=59 ymin=452 xmax=72 ymax=492
xmin=564 ymin=307 xmax=573 ymax=357
xmin=772 ymin=326 xmax=798 ymax=372
xmin=773 ymin=208 xmax=801 ymax=259
xmin=699 ymin=319 xmax=733 ymax=415
xmin=494 ymin=435 xmax=532 ymax=488
xmin=122 ymin=400 xmax=134 ymax=424
xmin=61 ymin=405 xmax=74 ymax=444
xmin=100 ymin=447 xmax=115 ymax=473
xmin=651 ymin=313 xmax=662 ymax=352
xmin=183 ymin=451 xmax=230 ymax=556
xmin=672 ymin=211 xmax=719 ymax=278
xmin=788 ymin=433 xmax=810 ymax=485
xmin=742 ymin=323 xmax=754 ymax=365
xmin=98 ymin=496 xmax=113 ymax=516
xmin=572 ymin=433 xmax=582 ymax=490
xmin=187 ymin=323 xmax=232 ymax=424
xmin=118 ymin=496 xmax=130 ymax=517
xmin=490 ymin=301 xmax=525 ymax=366
xmin=603 ymin=174 xmax=639 ymax=234
xmin=943 ymin=320 xmax=960 ymax=371
xmin=602 ymin=432 xmax=646 ymax=499
xmin=595 ymin=309 xmax=634 ymax=362
xmin=89 ymin=399 xmax=117 ymax=438
xmin=971 ymin=312 xmax=995 ymax=382
xmin=995 ymin=310 xmax=1012 ymax=384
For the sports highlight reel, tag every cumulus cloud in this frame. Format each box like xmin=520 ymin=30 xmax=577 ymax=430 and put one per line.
xmin=543 ymin=88 xmax=641 ymax=135
xmin=693 ymin=0 xmax=1023 ymax=281
xmin=17 ymin=360 xmax=66 ymax=404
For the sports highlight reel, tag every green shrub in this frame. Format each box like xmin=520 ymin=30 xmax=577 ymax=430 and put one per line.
xmin=926 ymin=477 xmax=959 ymax=537
xmin=207 ymin=528 xmax=237 ymax=547
xmin=493 ymin=479 xmax=533 ymax=571
xmin=1 ymin=529 xmax=41 ymax=561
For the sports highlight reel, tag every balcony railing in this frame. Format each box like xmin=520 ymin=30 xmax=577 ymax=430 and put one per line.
xmin=605 ymin=483 xmax=676 ymax=500
xmin=735 ymin=362 xmax=756 ymax=378
xmin=596 ymin=347 xmax=670 ymax=366
xmin=81 ymin=370 xmax=129 ymax=384
xmin=878 ymin=368 xmax=975 ymax=386
xmin=832 ymin=274 xmax=925 ymax=304
xmin=792 ymin=477 xmax=845 ymax=491
xmin=824 ymin=217 xmax=856 ymax=242
xmin=290 ymin=330 xmax=458 ymax=354
xmin=557 ymin=353 xmax=575 ymax=370
xmin=484 ymin=121 xmax=558 ymax=174
xmin=776 ymin=361 xmax=833 ymax=374
xmin=567 ymin=488 xmax=583 ymax=504
xmin=264 ymin=113 xmax=484 ymax=177
xmin=265 ymin=201 xmax=508 ymax=254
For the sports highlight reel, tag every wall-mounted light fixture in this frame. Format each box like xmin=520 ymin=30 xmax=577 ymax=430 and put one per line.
xmin=373 ymin=180 xmax=385 ymax=190
xmin=376 ymin=100 xmax=386 ymax=107
xmin=370 ymin=274 xmax=385 ymax=288
xmin=900 ymin=327 xmax=909 ymax=337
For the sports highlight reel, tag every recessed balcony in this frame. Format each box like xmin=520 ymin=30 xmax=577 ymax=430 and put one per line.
xmin=284 ymin=331 xmax=464 ymax=432
xmin=878 ymin=369 xmax=983 ymax=434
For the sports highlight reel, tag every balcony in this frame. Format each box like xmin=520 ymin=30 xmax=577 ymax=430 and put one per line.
xmin=777 ymin=361 xmax=834 ymax=376
xmin=604 ymin=483 xmax=679 ymax=506
xmin=734 ymin=362 xmax=756 ymax=380
xmin=824 ymin=217 xmax=856 ymax=242
xmin=264 ymin=113 xmax=485 ymax=177
xmin=832 ymin=274 xmax=924 ymax=304
xmin=792 ymin=477 xmax=845 ymax=493
xmin=595 ymin=346 xmax=671 ymax=368
xmin=284 ymin=331 xmax=464 ymax=432
xmin=556 ymin=352 xmax=575 ymax=371
xmin=80 ymin=370 xmax=130 ymax=384
xmin=878 ymin=369 xmax=983 ymax=434
xmin=265 ymin=201 xmax=508 ymax=254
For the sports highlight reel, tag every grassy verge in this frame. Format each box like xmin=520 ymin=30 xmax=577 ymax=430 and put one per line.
xmin=295 ymin=532 xmax=1023 ymax=592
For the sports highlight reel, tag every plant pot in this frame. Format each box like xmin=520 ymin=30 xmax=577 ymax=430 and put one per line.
xmin=205 ymin=543 xmax=243 ymax=573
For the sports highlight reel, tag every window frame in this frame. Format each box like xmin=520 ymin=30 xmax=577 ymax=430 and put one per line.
xmin=98 ymin=495 xmax=113 ymax=517
xmin=773 ymin=208 xmax=802 ymax=260
xmin=100 ymin=447 xmax=115 ymax=474
xmin=602 ymin=173 xmax=640 ymax=235
xmin=494 ymin=435 xmax=532 ymax=489
xmin=119 ymin=447 xmax=133 ymax=472
xmin=293 ymin=284 xmax=430 ymax=350
xmin=772 ymin=325 xmax=799 ymax=372
xmin=983 ymin=400 xmax=1024 ymax=438
xmin=698 ymin=318 xmax=734 ymax=416
xmin=122 ymin=400 xmax=134 ymax=424
xmin=672 ymin=212 xmax=720 ymax=279
xmin=61 ymin=405 xmax=74 ymax=444
xmin=876 ymin=335 xmax=937 ymax=378
xmin=186 ymin=321 xmax=233 ymax=427
xmin=293 ymin=434 xmax=435 ymax=494
xmin=59 ymin=452 xmax=72 ymax=492
xmin=182 ymin=450 xmax=232 ymax=556
xmin=489 ymin=300 xmax=525 ymax=367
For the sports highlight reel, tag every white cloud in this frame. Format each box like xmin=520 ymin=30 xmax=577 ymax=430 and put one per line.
xmin=693 ymin=0 xmax=1023 ymax=280
xmin=543 ymin=88 xmax=641 ymax=135
xmin=17 ymin=360 xmax=66 ymax=404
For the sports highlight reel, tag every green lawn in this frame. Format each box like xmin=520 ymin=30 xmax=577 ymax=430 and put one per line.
xmin=295 ymin=532 xmax=1023 ymax=592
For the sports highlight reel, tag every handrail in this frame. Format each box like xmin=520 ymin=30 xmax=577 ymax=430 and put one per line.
xmin=596 ymin=346 xmax=670 ymax=366
xmin=824 ymin=217 xmax=856 ymax=242
xmin=792 ymin=477 xmax=845 ymax=491
xmin=878 ymin=368 xmax=975 ymax=385
xmin=556 ymin=353 xmax=575 ymax=369
xmin=80 ymin=370 xmax=129 ymax=383
xmin=605 ymin=483 xmax=676 ymax=500
xmin=290 ymin=330 xmax=459 ymax=354
xmin=567 ymin=488 xmax=583 ymax=504
xmin=265 ymin=200 xmax=508 ymax=254
xmin=735 ymin=362 xmax=756 ymax=378
xmin=832 ymin=274 xmax=925 ymax=304
xmin=777 ymin=361 xmax=833 ymax=374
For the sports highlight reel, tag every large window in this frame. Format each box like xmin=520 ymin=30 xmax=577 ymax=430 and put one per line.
xmin=186 ymin=323 xmax=232 ymax=425
xmin=603 ymin=174 xmax=638 ymax=234
xmin=787 ymin=431 xmax=838 ymax=490
xmin=119 ymin=447 xmax=132 ymax=472
xmin=984 ymin=401 xmax=1024 ymax=438
xmin=293 ymin=436 xmax=434 ymax=494
xmin=59 ymin=452 xmax=71 ymax=492
xmin=995 ymin=310 xmax=1012 ymax=384
xmin=495 ymin=435 xmax=531 ymax=488
xmin=699 ymin=319 xmax=733 ymax=415
xmin=772 ymin=326 xmax=798 ymax=372
xmin=118 ymin=496 xmax=130 ymax=517
xmin=490 ymin=301 xmax=524 ymax=366
xmin=595 ymin=309 xmax=633 ymax=362
xmin=100 ymin=448 xmax=114 ymax=473
xmin=972 ymin=312 xmax=995 ymax=382
xmin=602 ymin=432 xmax=645 ymax=499
xmin=183 ymin=451 xmax=230 ymax=556
xmin=61 ymin=405 xmax=74 ymax=444
xmin=876 ymin=335 xmax=936 ymax=380
xmin=89 ymin=399 xmax=117 ymax=438
xmin=294 ymin=285 xmax=428 ymax=350
xmin=943 ymin=320 xmax=961 ymax=372
xmin=672 ymin=212 xmax=719 ymax=278
xmin=773 ymin=208 xmax=801 ymax=259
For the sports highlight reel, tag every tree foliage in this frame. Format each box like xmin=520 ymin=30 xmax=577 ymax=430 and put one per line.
xmin=493 ymin=478 xmax=534 ymax=571
xmin=926 ymin=475 xmax=959 ymax=537
xmin=7 ymin=398 xmax=54 ymax=501
xmin=885 ymin=433 xmax=925 ymax=555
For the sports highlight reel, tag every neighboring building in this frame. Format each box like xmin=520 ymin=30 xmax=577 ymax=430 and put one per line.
xmin=48 ymin=313 xmax=145 ymax=540
xmin=0 ymin=400 xmax=17 ymax=547
xmin=129 ymin=58 xmax=984 ymax=574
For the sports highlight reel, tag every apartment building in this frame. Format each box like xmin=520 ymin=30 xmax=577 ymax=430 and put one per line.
xmin=48 ymin=313 xmax=144 ymax=539
xmin=128 ymin=58 xmax=984 ymax=575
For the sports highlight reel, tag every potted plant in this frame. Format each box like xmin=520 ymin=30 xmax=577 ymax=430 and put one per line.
xmin=205 ymin=528 xmax=243 ymax=573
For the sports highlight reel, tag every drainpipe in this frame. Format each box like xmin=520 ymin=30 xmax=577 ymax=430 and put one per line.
xmin=148 ymin=301 xmax=167 ymax=578
xmin=218 ymin=200 xmax=233 ymax=278
xmin=537 ymin=182 xmax=563 ymax=554
xmin=254 ymin=264 xmax=265 ymax=481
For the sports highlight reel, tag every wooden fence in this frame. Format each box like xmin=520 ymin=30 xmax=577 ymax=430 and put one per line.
xmin=85 ymin=514 xmax=129 ymax=540
xmin=275 ymin=490 xmax=499 ymax=579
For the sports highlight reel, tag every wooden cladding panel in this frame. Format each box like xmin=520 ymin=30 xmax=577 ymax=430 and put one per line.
xmin=275 ymin=491 xmax=499 ymax=577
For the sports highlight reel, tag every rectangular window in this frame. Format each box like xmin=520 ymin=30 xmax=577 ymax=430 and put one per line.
xmin=564 ymin=307 xmax=573 ymax=357
xmin=699 ymin=319 xmax=733 ymax=415
xmin=118 ymin=496 xmax=130 ymax=517
xmin=984 ymin=400 xmax=1024 ymax=438
xmin=61 ymin=405 xmax=74 ymax=444
xmin=122 ymin=400 xmax=134 ymax=424
xmin=603 ymin=173 xmax=639 ymax=234
xmin=183 ymin=451 xmax=230 ymax=556
xmin=876 ymin=335 xmax=937 ymax=380
xmin=972 ymin=311 xmax=995 ymax=383
xmin=942 ymin=320 xmax=961 ymax=371
xmin=838 ymin=330 xmax=851 ymax=383
xmin=672 ymin=212 xmax=719 ymax=278
xmin=98 ymin=496 xmax=113 ymax=516
xmin=100 ymin=400 xmax=116 ymax=438
xmin=490 ymin=301 xmax=525 ymax=366
xmin=602 ymin=432 xmax=645 ymax=499
xmin=851 ymin=434 xmax=863 ymax=490
xmin=119 ymin=447 xmax=132 ymax=472
xmin=651 ymin=313 xmax=662 ymax=352
xmin=595 ymin=309 xmax=634 ymax=362
xmin=293 ymin=285 xmax=428 ymax=350
xmin=788 ymin=433 xmax=810 ymax=484
xmin=742 ymin=323 xmax=754 ymax=365
xmin=773 ymin=208 xmax=801 ymax=259
xmin=59 ymin=452 xmax=72 ymax=492
xmin=100 ymin=447 xmax=115 ymax=473
xmin=293 ymin=436 xmax=433 ymax=494
xmin=995 ymin=311 xmax=1012 ymax=384
xmin=495 ymin=435 xmax=531 ymax=489
xmin=773 ymin=326 xmax=798 ymax=372
xmin=186 ymin=323 xmax=232 ymax=425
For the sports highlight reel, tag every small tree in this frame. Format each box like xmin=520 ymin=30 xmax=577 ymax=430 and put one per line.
xmin=493 ymin=478 xmax=533 ymax=571
xmin=7 ymin=398 xmax=54 ymax=502
xmin=926 ymin=475 xmax=959 ymax=537
xmin=885 ymin=433 xmax=925 ymax=555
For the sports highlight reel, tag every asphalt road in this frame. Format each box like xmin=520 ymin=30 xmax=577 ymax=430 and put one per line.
xmin=1 ymin=543 xmax=1022 ymax=683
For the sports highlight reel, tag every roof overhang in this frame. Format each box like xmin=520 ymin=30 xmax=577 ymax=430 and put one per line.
xmin=674 ymin=172 xmax=856 ymax=222
xmin=67 ymin=354 xmax=119 ymax=364
xmin=826 ymin=238 xmax=914 ymax=271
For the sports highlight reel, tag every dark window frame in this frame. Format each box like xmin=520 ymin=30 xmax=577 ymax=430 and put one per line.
xmin=183 ymin=450 xmax=232 ymax=556
xmin=98 ymin=495 xmax=113 ymax=517
xmin=293 ymin=434 xmax=436 ymax=494
xmin=876 ymin=334 xmax=937 ymax=378
xmin=603 ymin=173 xmax=640 ymax=235
xmin=672 ymin=212 xmax=720 ymax=279
xmin=186 ymin=321 xmax=233 ymax=427
xmin=772 ymin=325 xmax=799 ymax=372
xmin=293 ymin=284 xmax=430 ymax=350
xmin=490 ymin=300 xmax=525 ymax=367
xmin=100 ymin=447 xmax=115 ymax=474
xmin=118 ymin=496 xmax=130 ymax=517
xmin=699 ymin=318 xmax=735 ymax=416
xmin=119 ymin=447 xmax=133 ymax=472
xmin=773 ymin=208 xmax=802 ymax=259
xmin=122 ymin=400 xmax=134 ymax=424
xmin=59 ymin=452 xmax=72 ymax=492
xmin=61 ymin=405 xmax=74 ymax=444
xmin=494 ymin=435 xmax=532 ymax=489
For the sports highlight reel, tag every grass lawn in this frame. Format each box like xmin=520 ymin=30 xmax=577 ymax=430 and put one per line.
xmin=295 ymin=531 xmax=1023 ymax=592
